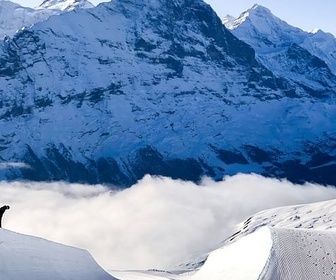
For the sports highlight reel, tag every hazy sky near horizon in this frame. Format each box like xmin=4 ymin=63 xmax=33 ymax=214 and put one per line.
xmin=12 ymin=0 xmax=336 ymax=36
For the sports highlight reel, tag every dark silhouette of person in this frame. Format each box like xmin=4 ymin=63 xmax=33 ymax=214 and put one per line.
xmin=0 ymin=205 xmax=10 ymax=228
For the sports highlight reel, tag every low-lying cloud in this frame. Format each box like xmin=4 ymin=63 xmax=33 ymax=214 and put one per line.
xmin=1 ymin=174 xmax=336 ymax=270
xmin=0 ymin=162 xmax=31 ymax=169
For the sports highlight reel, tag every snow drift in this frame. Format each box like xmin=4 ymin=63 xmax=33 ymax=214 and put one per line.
xmin=190 ymin=226 xmax=336 ymax=280
xmin=0 ymin=229 xmax=115 ymax=280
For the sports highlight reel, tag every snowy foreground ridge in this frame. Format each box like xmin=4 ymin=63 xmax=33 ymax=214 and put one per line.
xmin=0 ymin=229 xmax=115 ymax=280
xmin=112 ymin=228 xmax=336 ymax=280
xmin=110 ymin=199 xmax=336 ymax=280
xmin=4 ymin=199 xmax=336 ymax=279
xmin=192 ymin=227 xmax=336 ymax=280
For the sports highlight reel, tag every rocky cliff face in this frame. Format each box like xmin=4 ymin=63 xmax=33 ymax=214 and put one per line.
xmin=0 ymin=0 xmax=335 ymax=186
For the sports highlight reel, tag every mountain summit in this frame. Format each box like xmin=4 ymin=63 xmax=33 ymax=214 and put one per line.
xmin=223 ymin=4 xmax=336 ymax=73
xmin=37 ymin=0 xmax=94 ymax=11
xmin=0 ymin=0 xmax=94 ymax=39
xmin=0 ymin=0 xmax=335 ymax=186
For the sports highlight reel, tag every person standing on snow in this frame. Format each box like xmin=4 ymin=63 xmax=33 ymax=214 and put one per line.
xmin=0 ymin=205 xmax=10 ymax=228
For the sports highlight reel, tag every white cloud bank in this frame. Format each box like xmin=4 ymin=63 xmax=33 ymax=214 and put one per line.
xmin=1 ymin=174 xmax=336 ymax=271
xmin=0 ymin=162 xmax=31 ymax=169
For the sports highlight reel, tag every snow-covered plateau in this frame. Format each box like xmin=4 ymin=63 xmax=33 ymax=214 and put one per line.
xmin=0 ymin=0 xmax=335 ymax=186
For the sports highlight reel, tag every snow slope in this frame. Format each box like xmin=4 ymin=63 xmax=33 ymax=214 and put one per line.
xmin=189 ymin=227 xmax=272 ymax=280
xmin=0 ymin=0 xmax=58 ymax=39
xmin=37 ymin=0 xmax=94 ymax=11
xmin=110 ymin=199 xmax=336 ymax=280
xmin=189 ymin=226 xmax=336 ymax=280
xmin=0 ymin=0 xmax=94 ymax=39
xmin=224 ymin=4 xmax=336 ymax=73
xmin=260 ymin=227 xmax=336 ymax=279
xmin=0 ymin=228 xmax=116 ymax=280
xmin=186 ymin=199 xmax=336 ymax=279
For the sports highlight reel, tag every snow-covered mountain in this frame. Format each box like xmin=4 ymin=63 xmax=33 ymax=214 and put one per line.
xmin=0 ymin=0 xmax=335 ymax=186
xmin=0 ymin=228 xmax=115 ymax=280
xmin=0 ymin=0 xmax=94 ymax=39
xmin=37 ymin=0 xmax=94 ymax=11
xmin=223 ymin=4 xmax=336 ymax=73
xmin=0 ymin=0 xmax=57 ymax=39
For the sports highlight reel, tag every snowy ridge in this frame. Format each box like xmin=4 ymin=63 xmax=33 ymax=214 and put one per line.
xmin=37 ymin=0 xmax=94 ymax=11
xmin=0 ymin=229 xmax=115 ymax=280
xmin=0 ymin=0 xmax=94 ymax=39
xmin=228 ymin=198 xmax=336 ymax=244
xmin=224 ymin=4 xmax=336 ymax=73
xmin=221 ymin=199 xmax=336 ymax=279
xmin=178 ymin=199 xmax=336 ymax=277
xmin=189 ymin=227 xmax=336 ymax=280
xmin=110 ymin=199 xmax=336 ymax=279
xmin=0 ymin=0 xmax=58 ymax=39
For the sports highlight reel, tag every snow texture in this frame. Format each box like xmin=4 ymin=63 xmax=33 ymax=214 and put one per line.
xmin=189 ymin=226 xmax=336 ymax=280
xmin=224 ymin=4 xmax=336 ymax=73
xmin=37 ymin=0 xmax=94 ymax=11
xmin=0 ymin=0 xmax=335 ymax=186
xmin=110 ymin=199 xmax=336 ymax=280
xmin=189 ymin=227 xmax=272 ymax=280
xmin=0 ymin=228 xmax=116 ymax=280
xmin=0 ymin=0 xmax=94 ymax=39
xmin=260 ymin=228 xmax=336 ymax=279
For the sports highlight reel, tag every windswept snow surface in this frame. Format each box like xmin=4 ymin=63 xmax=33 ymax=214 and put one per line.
xmin=112 ymin=226 xmax=336 ymax=280
xmin=111 ymin=199 xmax=336 ymax=280
xmin=231 ymin=198 xmax=336 ymax=241
xmin=0 ymin=229 xmax=115 ymax=280
xmin=189 ymin=227 xmax=273 ymax=280
xmin=260 ymin=228 xmax=336 ymax=279
xmin=189 ymin=226 xmax=336 ymax=280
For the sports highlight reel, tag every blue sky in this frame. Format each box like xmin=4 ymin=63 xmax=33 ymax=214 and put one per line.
xmin=13 ymin=0 xmax=336 ymax=36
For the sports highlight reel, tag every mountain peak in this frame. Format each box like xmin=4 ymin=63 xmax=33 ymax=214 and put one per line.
xmin=250 ymin=3 xmax=270 ymax=12
xmin=224 ymin=4 xmax=273 ymax=30
xmin=222 ymin=14 xmax=236 ymax=27
xmin=224 ymin=3 xmax=305 ymax=47
xmin=37 ymin=0 xmax=94 ymax=11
